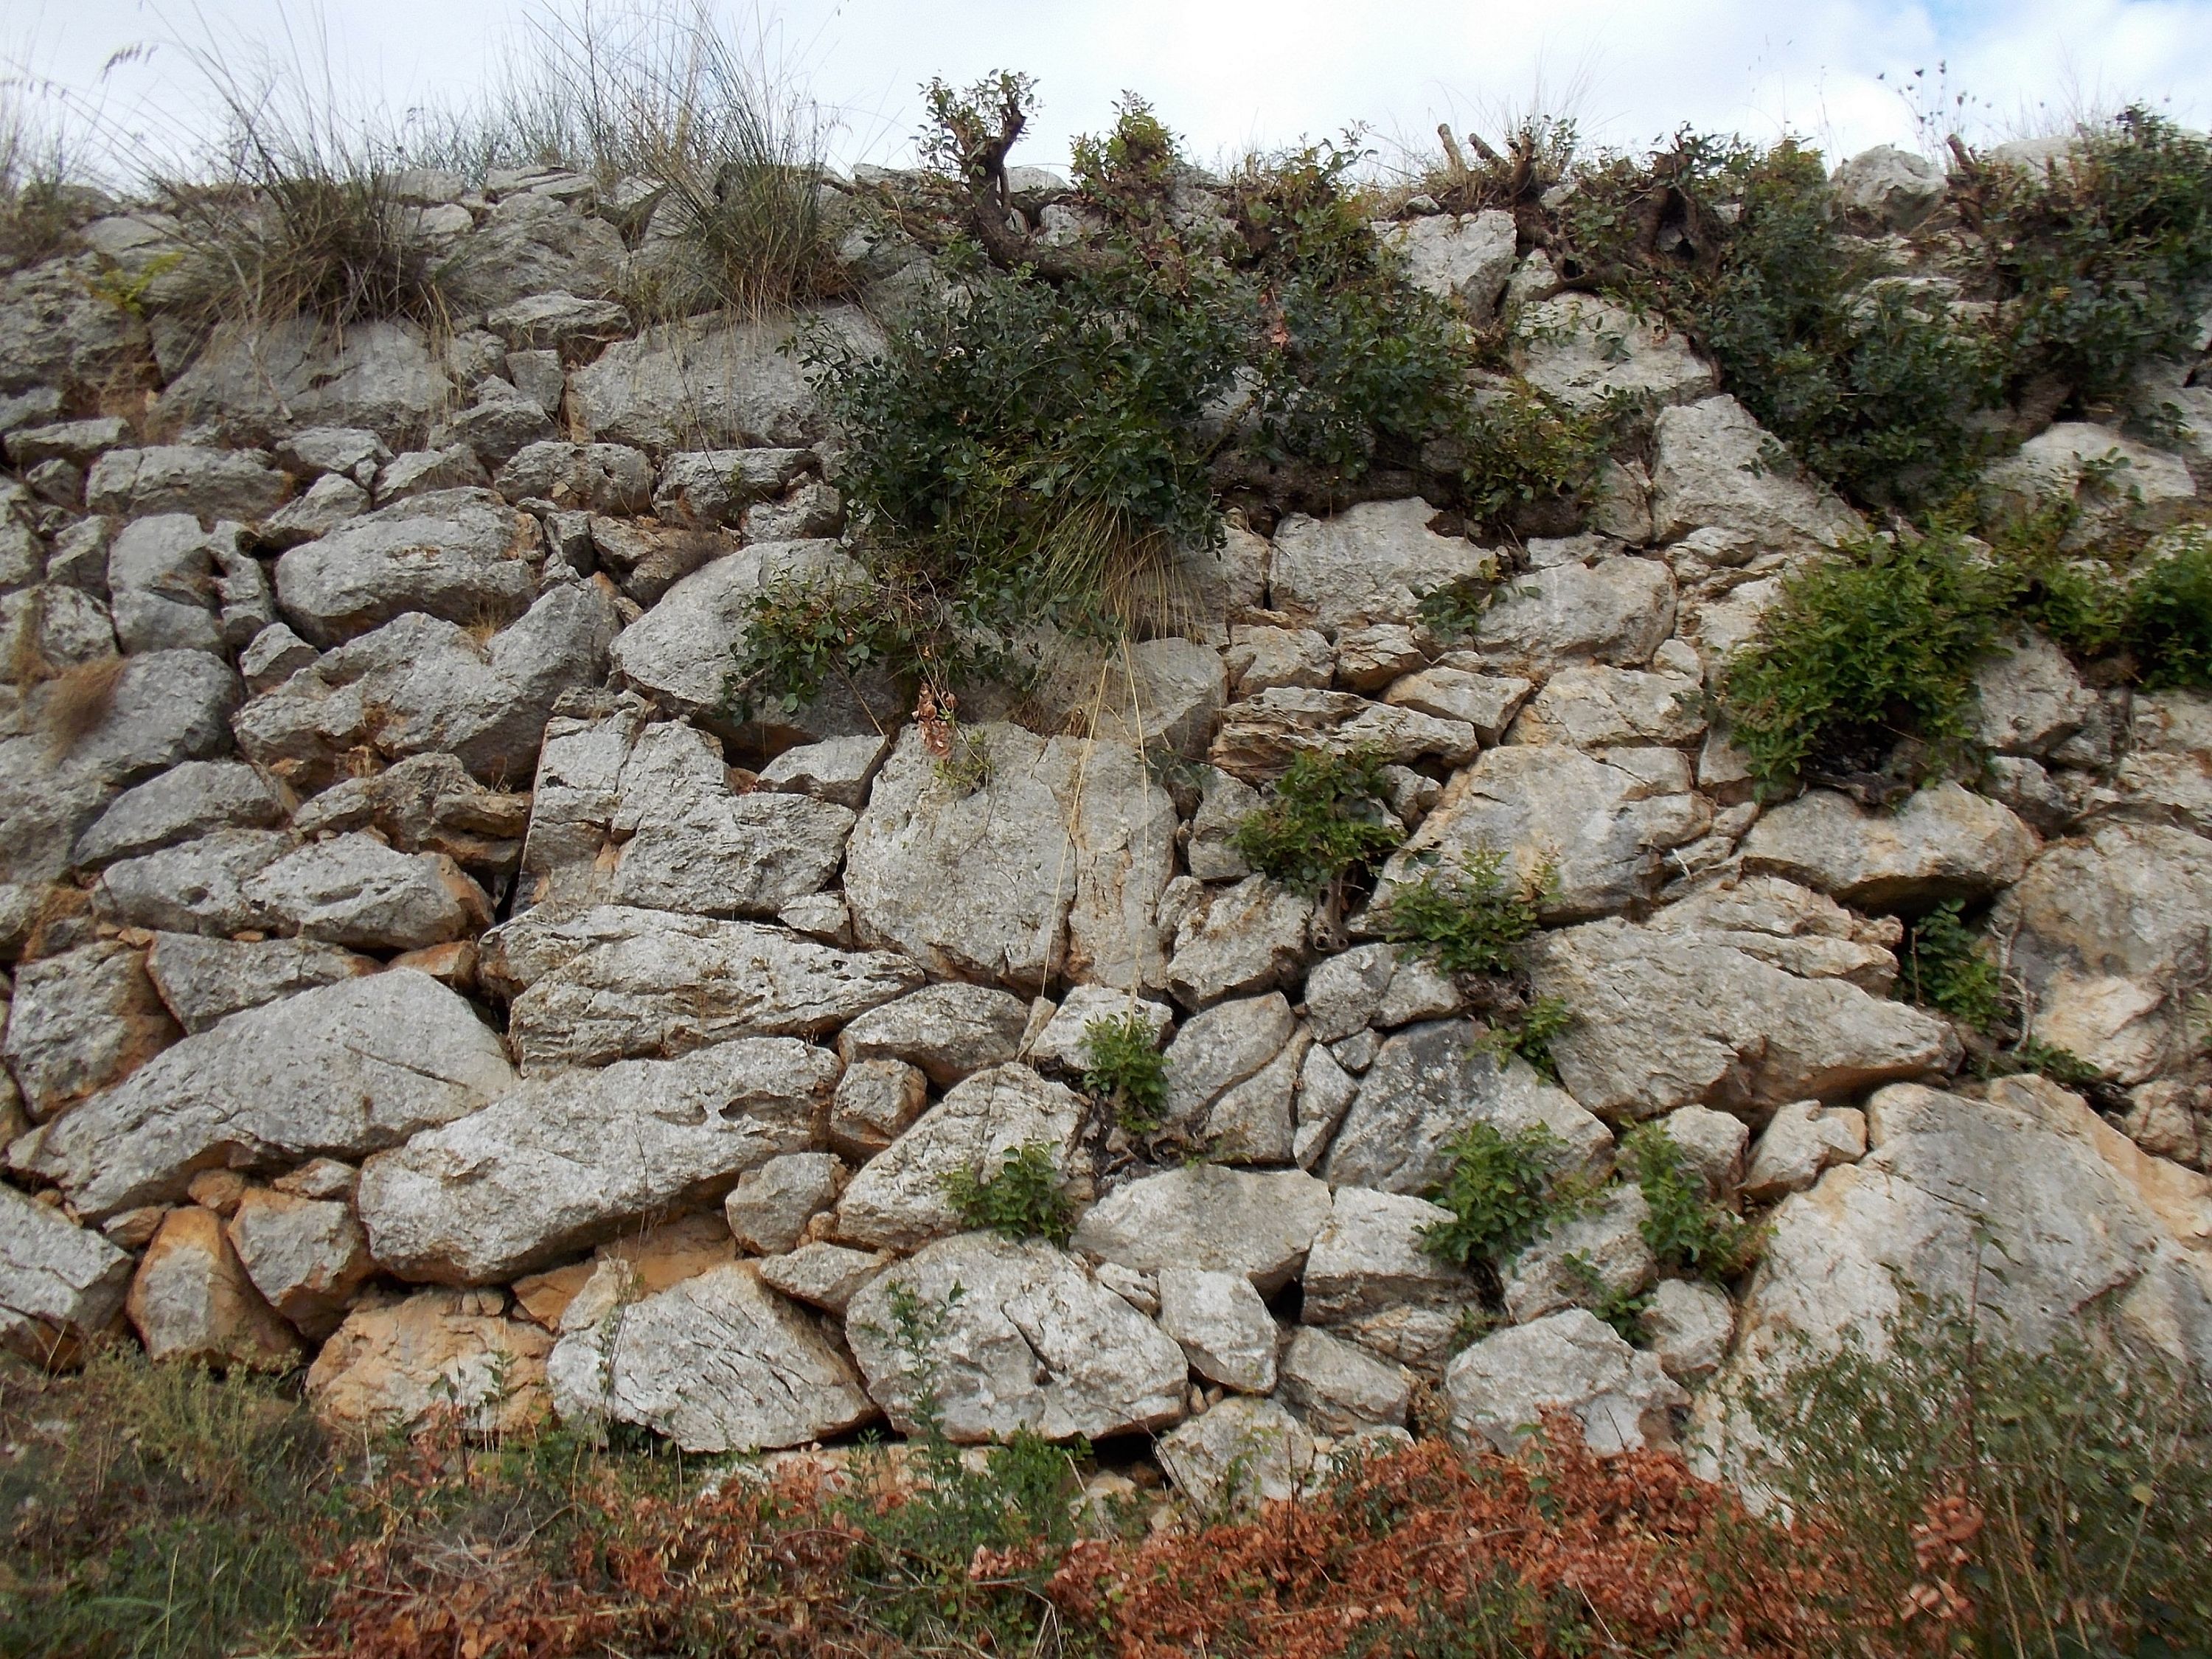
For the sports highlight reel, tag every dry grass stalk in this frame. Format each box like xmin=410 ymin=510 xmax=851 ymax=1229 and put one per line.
xmin=38 ymin=653 xmax=123 ymax=759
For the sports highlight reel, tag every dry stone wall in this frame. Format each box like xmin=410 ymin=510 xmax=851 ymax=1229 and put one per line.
xmin=3 ymin=153 xmax=2211 ymax=1497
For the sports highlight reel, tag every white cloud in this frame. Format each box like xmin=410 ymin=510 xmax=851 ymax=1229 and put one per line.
xmin=16 ymin=0 xmax=2212 ymax=178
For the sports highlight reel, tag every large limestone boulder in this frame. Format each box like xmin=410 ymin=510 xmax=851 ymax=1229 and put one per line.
xmin=845 ymin=724 xmax=1176 ymax=993
xmin=479 ymin=903 xmax=922 ymax=1070
xmin=1466 ymin=556 xmax=1677 ymax=678
xmin=833 ymin=1064 xmax=1086 ymax=1251
xmin=1163 ymin=878 xmax=1313 ymax=1011
xmin=1830 ymin=145 xmax=1946 ymax=229
xmin=1994 ymin=822 xmax=2212 ymax=1085
xmin=0 ymin=1182 xmax=133 ymax=1364
xmin=88 ymin=830 xmax=295 ymax=938
xmin=1071 ymin=1164 xmax=1333 ymax=1293
xmin=1279 ymin=1326 xmax=1411 ymax=1431
xmin=1208 ymin=687 xmax=1478 ymax=782
xmin=71 ymin=760 xmax=289 ymax=871
xmin=239 ymin=833 xmax=492 ymax=951
xmin=162 ymin=318 xmax=450 ymax=447
xmin=1981 ymin=423 xmax=2196 ymax=543
xmin=1302 ymin=1186 xmax=1481 ymax=1371
xmin=1703 ymin=1077 xmax=2212 ymax=1474
xmin=1651 ymin=397 xmax=1863 ymax=552
xmin=273 ymin=490 xmax=536 ymax=647
xmin=1506 ymin=664 xmax=1705 ymax=748
xmin=1740 ymin=782 xmax=2037 ymax=908
xmin=2110 ymin=691 xmax=2212 ymax=841
xmin=356 ymin=1038 xmax=838 ymax=1282
xmin=86 ymin=446 xmax=289 ymax=521
xmin=1513 ymin=295 xmax=1716 ymax=411
xmin=1374 ymin=210 xmax=1518 ymax=313
xmin=569 ymin=307 xmax=879 ymax=453
xmin=1270 ymin=498 xmax=1495 ymax=634
xmin=1445 ymin=1308 xmax=1688 ymax=1455
xmin=1323 ymin=1021 xmax=1611 ymax=1194
xmin=1528 ymin=879 xmax=1958 ymax=1121
xmin=234 ymin=581 xmax=618 ymax=790
xmin=307 ymin=1288 xmax=552 ymax=1434
xmin=3 ymin=940 xmax=178 ymax=1122
xmin=1374 ymin=745 xmax=1710 ymax=922
xmin=1157 ymin=1267 xmax=1279 ymax=1392
xmin=548 ymin=1261 xmax=874 ymax=1453
xmin=125 ymin=1206 xmax=304 ymax=1371
xmin=837 ymin=983 xmax=1031 ymax=1085
xmin=0 ymin=650 xmax=243 ymax=887
xmin=11 ymin=971 xmax=514 ymax=1220
xmin=846 ymin=1233 xmax=1189 ymax=1444
xmin=1156 ymin=1396 xmax=1317 ymax=1509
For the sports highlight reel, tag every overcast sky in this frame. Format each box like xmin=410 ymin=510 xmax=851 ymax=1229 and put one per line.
xmin=14 ymin=0 xmax=2212 ymax=178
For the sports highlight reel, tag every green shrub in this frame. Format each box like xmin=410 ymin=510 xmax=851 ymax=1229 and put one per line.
xmin=1718 ymin=530 xmax=2014 ymax=796
xmin=1621 ymin=1124 xmax=1753 ymax=1281
xmin=1079 ymin=1012 xmax=1169 ymax=1131
xmin=1472 ymin=995 xmax=1576 ymax=1082
xmin=1962 ymin=108 xmax=2212 ymax=405
xmin=1422 ymin=1121 xmax=1586 ymax=1269
xmin=1231 ymin=748 xmax=1405 ymax=898
xmin=1733 ymin=1304 xmax=2212 ymax=1656
xmin=1413 ymin=571 xmax=1500 ymax=643
xmin=1558 ymin=1252 xmax=1652 ymax=1343
xmin=942 ymin=1142 xmax=1074 ymax=1245
xmin=2131 ymin=529 xmax=2212 ymax=689
xmin=1896 ymin=899 xmax=2007 ymax=1032
xmin=1380 ymin=846 xmax=1551 ymax=976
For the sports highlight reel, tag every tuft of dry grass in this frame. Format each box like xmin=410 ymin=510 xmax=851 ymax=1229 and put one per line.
xmin=36 ymin=653 xmax=122 ymax=759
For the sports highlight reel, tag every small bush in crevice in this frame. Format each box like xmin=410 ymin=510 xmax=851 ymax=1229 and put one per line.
xmin=1231 ymin=747 xmax=1405 ymax=911
xmin=1621 ymin=1124 xmax=1755 ymax=1282
xmin=2129 ymin=527 xmax=2212 ymax=689
xmin=1079 ymin=1012 xmax=1169 ymax=1132
xmin=1380 ymin=844 xmax=1553 ymax=976
xmin=1473 ymin=993 xmax=1576 ymax=1082
xmin=1718 ymin=529 xmax=2013 ymax=797
xmin=1422 ymin=1120 xmax=1588 ymax=1270
xmin=1896 ymin=898 xmax=2007 ymax=1032
xmin=941 ymin=1142 xmax=1074 ymax=1245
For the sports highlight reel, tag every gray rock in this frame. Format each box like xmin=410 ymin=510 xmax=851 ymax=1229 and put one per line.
xmin=1974 ymin=633 xmax=2096 ymax=757
xmin=1161 ymin=992 xmax=1296 ymax=1131
xmin=1514 ymin=295 xmax=1716 ymax=411
xmin=1210 ymin=686 xmax=1478 ymax=783
xmin=85 ymin=446 xmax=289 ymax=520
xmin=1502 ymin=1185 xmax=1656 ymax=1324
xmin=162 ymin=319 xmax=448 ymax=446
xmin=1279 ymin=1326 xmax=1411 ymax=1432
xmin=1639 ymin=1278 xmax=1734 ymax=1383
xmin=837 ymin=981 xmax=1032 ymax=1086
xmin=234 ymin=580 xmax=617 ymax=791
xmin=757 ymin=1241 xmax=889 ymax=1314
xmin=493 ymin=441 xmax=654 ymax=515
xmin=1528 ymin=883 xmax=1961 ymax=1121
xmin=356 ymin=1037 xmax=838 ymax=1282
xmin=462 ymin=197 xmax=629 ymax=310
xmin=276 ymin=427 xmax=392 ymax=479
xmin=104 ymin=515 xmax=243 ymax=655
xmin=3 ymin=940 xmax=178 ymax=1121
xmin=1741 ymin=782 xmax=2036 ymax=908
xmin=724 ymin=1152 xmax=844 ymax=1253
xmin=1071 ymin=1164 xmax=1333 ymax=1293
xmin=1186 ymin=766 xmax=1261 ymax=882
xmin=480 ymin=904 xmax=922 ymax=1071
xmin=1982 ymin=424 xmax=2196 ymax=544
xmin=1651 ymin=397 xmax=1863 ymax=552
xmin=238 ymin=623 xmax=319 ymax=692
xmin=549 ymin=1261 xmax=874 ymax=1453
xmin=1030 ymin=635 xmax=1227 ymax=761
xmin=225 ymin=1188 xmax=374 ymax=1338
xmin=1993 ymin=822 xmax=2212 ymax=1085
xmin=1446 ymin=1308 xmax=1688 ymax=1455
xmin=239 ymin=833 xmax=490 ymax=951
xmin=1224 ymin=624 xmax=1333 ymax=697
xmin=373 ymin=445 xmax=487 ymax=504
xmin=448 ymin=389 xmax=557 ymax=465
xmin=1656 ymin=1104 xmax=1751 ymax=1197
xmin=653 ymin=448 xmax=815 ymax=526
xmin=484 ymin=291 xmax=632 ymax=349
xmin=272 ymin=489 xmax=534 ymax=647
xmin=1508 ymin=664 xmax=1705 ymax=748
xmin=1157 ymin=1267 xmax=1278 ymax=1391
xmin=1703 ymin=1077 xmax=2212 ymax=1478
xmin=1741 ymin=1099 xmax=1868 ymax=1201
xmin=1301 ymin=943 xmax=1457 ymax=1043
xmin=88 ymin=828 xmax=294 ymax=936
xmin=846 ymin=723 xmax=1176 ymax=994
xmin=845 ymin=1232 xmax=1188 ymax=1444
xmin=1156 ymin=1396 xmax=1317 ymax=1511
xmin=1383 ymin=667 xmax=1532 ymax=742
xmin=828 ymin=1058 xmax=929 ymax=1161
xmin=571 ymin=307 xmax=880 ymax=453
xmin=1294 ymin=1042 xmax=1360 ymax=1169
xmin=1466 ymin=557 xmax=1677 ymax=678
xmin=832 ymin=1064 xmax=1085 ymax=1251
xmin=757 ymin=733 xmax=889 ymax=809
xmin=0 ymin=1183 xmax=133 ymax=1363
xmin=0 ymin=650 xmax=243 ymax=886
xmin=1164 ymin=876 xmax=1312 ymax=1009
xmin=1374 ymin=210 xmax=1518 ymax=313
xmin=1270 ymin=498 xmax=1493 ymax=633
xmin=10 ymin=970 xmax=515 ymax=1219
xmin=0 ymin=585 xmax=116 ymax=672
xmin=1831 ymin=145 xmax=1946 ymax=229
xmin=2108 ymin=690 xmax=2212 ymax=840
xmin=1303 ymin=1186 xmax=1479 ymax=1370
xmin=1375 ymin=745 xmax=1709 ymax=923
xmin=1324 ymin=1022 xmax=1612 ymax=1195
xmin=5 ymin=416 xmax=128 ymax=468
xmin=1026 ymin=986 xmax=1178 ymax=1074
xmin=504 ymin=350 xmax=566 ymax=414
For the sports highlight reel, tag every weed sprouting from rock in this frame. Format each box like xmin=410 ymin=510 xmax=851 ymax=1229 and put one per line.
xmin=1079 ymin=1012 xmax=1169 ymax=1132
xmin=941 ymin=1142 xmax=1074 ymax=1245
xmin=1381 ymin=844 xmax=1554 ymax=977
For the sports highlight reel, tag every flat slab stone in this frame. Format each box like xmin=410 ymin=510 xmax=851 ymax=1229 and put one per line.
xmin=1071 ymin=1164 xmax=1333 ymax=1293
